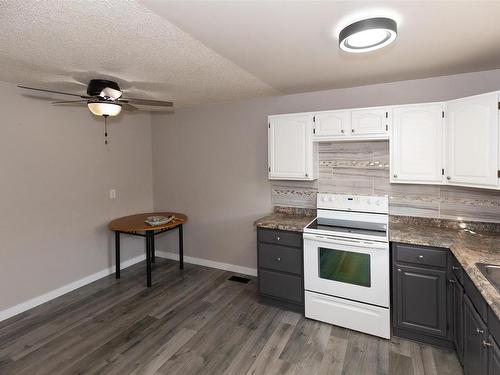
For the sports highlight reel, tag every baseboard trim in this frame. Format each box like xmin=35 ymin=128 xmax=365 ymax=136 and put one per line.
xmin=0 ymin=252 xmax=257 ymax=323
xmin=0 ymin=254 xmax=145 ymax=323
xmin=156 ymin=251 xmax=257 ymax=277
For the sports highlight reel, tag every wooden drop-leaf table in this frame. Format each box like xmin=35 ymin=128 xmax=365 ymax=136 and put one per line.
xmin=108 ymin=212 xmax=187 ymax=287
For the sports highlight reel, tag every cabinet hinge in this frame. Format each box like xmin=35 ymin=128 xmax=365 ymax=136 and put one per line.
xmin=268 ymin=166 xmax=271 ymax=172
xmin=442 ymin=168 xmax=445 ymax=176
xmin=268 ymin=122 xmax=270 ymax=128
xmin=498 ymin=170 xmax=500 ymax=178
xmin=313 ymin=128 xmax=316 ymax=134
xmin=498 ymin=102 xmax=500 ymax=110
xmin=385 ymin=124 xmax=388 ymax=131
xmin=313 ymin=116 xmax=316 ymax=122
xmin=385 ymin=112 xmax=388 ymax=118
xmin=442 ymin=111 xmax=445 ymax=118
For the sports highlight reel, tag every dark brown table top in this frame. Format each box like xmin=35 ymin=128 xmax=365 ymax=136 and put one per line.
xmin=108 ymin=212 xmax=187 ymax=232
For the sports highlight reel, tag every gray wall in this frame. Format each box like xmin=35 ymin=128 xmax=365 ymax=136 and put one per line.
xmin=0 ymin=81 xmax=154 ymax=311
xmin=151 ymin=69 xmax=500 ymax=270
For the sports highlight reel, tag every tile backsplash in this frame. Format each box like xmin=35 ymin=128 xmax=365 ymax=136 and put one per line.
xmin=271 ymin=141 xmax=500 ymax=223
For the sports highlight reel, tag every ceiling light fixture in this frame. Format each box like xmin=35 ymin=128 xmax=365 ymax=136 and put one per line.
xmin=87 ymin=102 xmax=122 ymax=117
xmin=339 ymin=17 xmax=397 ymax=53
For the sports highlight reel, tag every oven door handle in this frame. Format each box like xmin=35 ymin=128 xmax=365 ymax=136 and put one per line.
xmin=303 ymin=233 xmax=388 ymax=249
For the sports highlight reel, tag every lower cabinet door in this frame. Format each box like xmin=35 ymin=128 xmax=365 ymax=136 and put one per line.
xmin=451 ymin=277 xmax=465 ymax=362
xmin=394 ymin=264 xmax=447 ymax=337
xmin=488 ymin=335 xmax=500 ymax=375
xmin=463 ymin=296 xmax=488 ymax=375
xmin=259 ymin=269 xmax=303 ymax=304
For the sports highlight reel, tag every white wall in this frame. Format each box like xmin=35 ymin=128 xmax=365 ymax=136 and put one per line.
xmin=0 ymin=81 xmax=154 ymax=311
xmin=151 ymin=69 xmax=500 ymax=270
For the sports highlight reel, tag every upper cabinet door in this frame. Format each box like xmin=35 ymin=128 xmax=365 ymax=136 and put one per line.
xmin=268 ymin=114 xmax=316 ymax=180
xmin=446 ymin=92 xmax=499 ymax=188
xmin=391 ymin=104 xmax=444 ymax=183
xmin=313 ymin=110 xmax=350 ymax=138
xmin=351 ymin=107 xmax=390 ymax=136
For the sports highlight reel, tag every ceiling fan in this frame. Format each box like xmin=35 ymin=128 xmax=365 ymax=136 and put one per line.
xmin=18 ymin=79 xmax=174 ymax=144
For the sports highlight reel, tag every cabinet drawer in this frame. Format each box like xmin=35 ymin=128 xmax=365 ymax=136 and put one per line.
xmin=259 ymin=269 xmax=302 ymax=303
xmin=258 ymin=229 xmax=302 ymax=248
xmin=258 ymin=243 xmax=302 ymax=275
xmin=395 ymin=243 xmax=447 ymax=268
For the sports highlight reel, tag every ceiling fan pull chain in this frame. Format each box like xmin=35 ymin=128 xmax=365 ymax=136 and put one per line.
xmin=104 ymin=115 xmax=109 ymax=146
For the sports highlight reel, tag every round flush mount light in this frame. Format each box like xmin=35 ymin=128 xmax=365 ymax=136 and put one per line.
xmin=339 ymin=17 xmax=397 ymax=53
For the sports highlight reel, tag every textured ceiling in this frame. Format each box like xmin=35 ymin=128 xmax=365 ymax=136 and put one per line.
xmin=0 ymin=1 xmax=277 ymax=108
xmin=142 ymin=0 xmax=500 ymax=94
xmin=2 ymin=1 xmax=500 ymax=109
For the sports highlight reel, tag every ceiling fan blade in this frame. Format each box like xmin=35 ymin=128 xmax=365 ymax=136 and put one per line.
xmin=119 ymin=98 xmax=173 ymax=107
xmin=100 ymin=87 xmax=122 ymax=100
xmin=122 ymin=103 xmax=138 ymax=111
xmin=51 ymin=102 xmax=88 ymax=107
xmin=18 ymin=85 xmax=90 ymax=98
xmin=51 ymin=99 xmax=89 ymax=104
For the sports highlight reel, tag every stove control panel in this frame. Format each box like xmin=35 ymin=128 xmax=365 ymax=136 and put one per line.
xmin=317 ymin=193 xmax=388 ymax=213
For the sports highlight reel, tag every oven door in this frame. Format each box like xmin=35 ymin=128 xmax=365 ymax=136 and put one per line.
xmin=303 ymin=233 xmax=389 ymax=307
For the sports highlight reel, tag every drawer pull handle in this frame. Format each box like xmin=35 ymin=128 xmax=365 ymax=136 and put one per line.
xmin=452 ymin=266 xmax=460 ymax=271
xmin=276 ymin=257 xmax=281 ymax=262
xmin=483 ymin=340 xmax=493 ymax=348
xmin=276 ymin=237 xmax=281 ymax=241
xmin=397 ymin=268 xmax=402 ymax=272
xmin=477 ymin=328 xmax=484 ymax=334
xmin=418 ymin=255 xmax=424 ymax=259
xmin=449 ymin=279 xmax=456 ymax=284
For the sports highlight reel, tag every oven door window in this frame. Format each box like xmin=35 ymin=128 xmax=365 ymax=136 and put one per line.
xmin=318 ymin=248 xmax=371 ymax=287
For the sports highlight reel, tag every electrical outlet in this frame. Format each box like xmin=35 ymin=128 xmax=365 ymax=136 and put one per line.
xmin=109 ymin=189 xmax=116 ymax=199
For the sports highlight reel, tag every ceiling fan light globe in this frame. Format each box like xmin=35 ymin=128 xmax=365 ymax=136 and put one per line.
xmin=87 ymin=102 xmax=122 ymax=117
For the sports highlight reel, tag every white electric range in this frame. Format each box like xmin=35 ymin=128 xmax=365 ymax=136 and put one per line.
xmin=303 ymin=193 xmax=390 ymax=339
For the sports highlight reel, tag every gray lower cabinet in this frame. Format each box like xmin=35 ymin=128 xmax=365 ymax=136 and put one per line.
xmin=390 ymin=241 xmax=500 ymax=374
xmin=392 ymin=243 xmax=451 ymax=347
xmin=488 ymin=335 xmax=500 ymax=375
xmin=464 ymin=295 xmax=489 ymax=375
xmin=450 ymin=274 xmax=465 ymax=363
xmin=257 ymin=228 xmax=303 ymax=312
xmin=395 ymin=264 xmax=447 ymax=336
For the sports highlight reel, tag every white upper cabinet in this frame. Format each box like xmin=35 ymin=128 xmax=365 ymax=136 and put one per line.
xmin=268 ymin=114 xmax=317 ymax=180
xmin=312 ymin=107 xmax=389 ymax=141
xmin=445 ymin=92 xmax=499 ymax=188
xmin=268 ymin=89 xmax=499 ymax=189
xmin=351 ymin=107 xmax=390 ymax=137
xmin=391 ymin=103 xmax=444 ymax=184
xmin=313 ymin=110 xmax=350 ymax=138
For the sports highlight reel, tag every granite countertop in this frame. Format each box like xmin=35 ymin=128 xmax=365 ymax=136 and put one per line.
xmin=254 ymin=212 xmax=313 ymax=232
xmin=390 ymin=217 xmax=500 ymax=320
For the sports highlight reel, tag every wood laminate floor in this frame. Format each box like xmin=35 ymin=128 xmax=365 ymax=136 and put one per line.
xmin=0 ymin=259 xmax=463 ymax=375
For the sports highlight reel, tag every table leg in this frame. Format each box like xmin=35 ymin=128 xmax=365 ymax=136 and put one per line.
xmin=179 ymin=224 xmax=184 ymax=270
xmin=151 ymin=232 xmax=155 ymax=264
xmin=146 ymin=231 xmax=152 ymax=287
xmin=115 ymin=232 xmax=120 ymax=279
